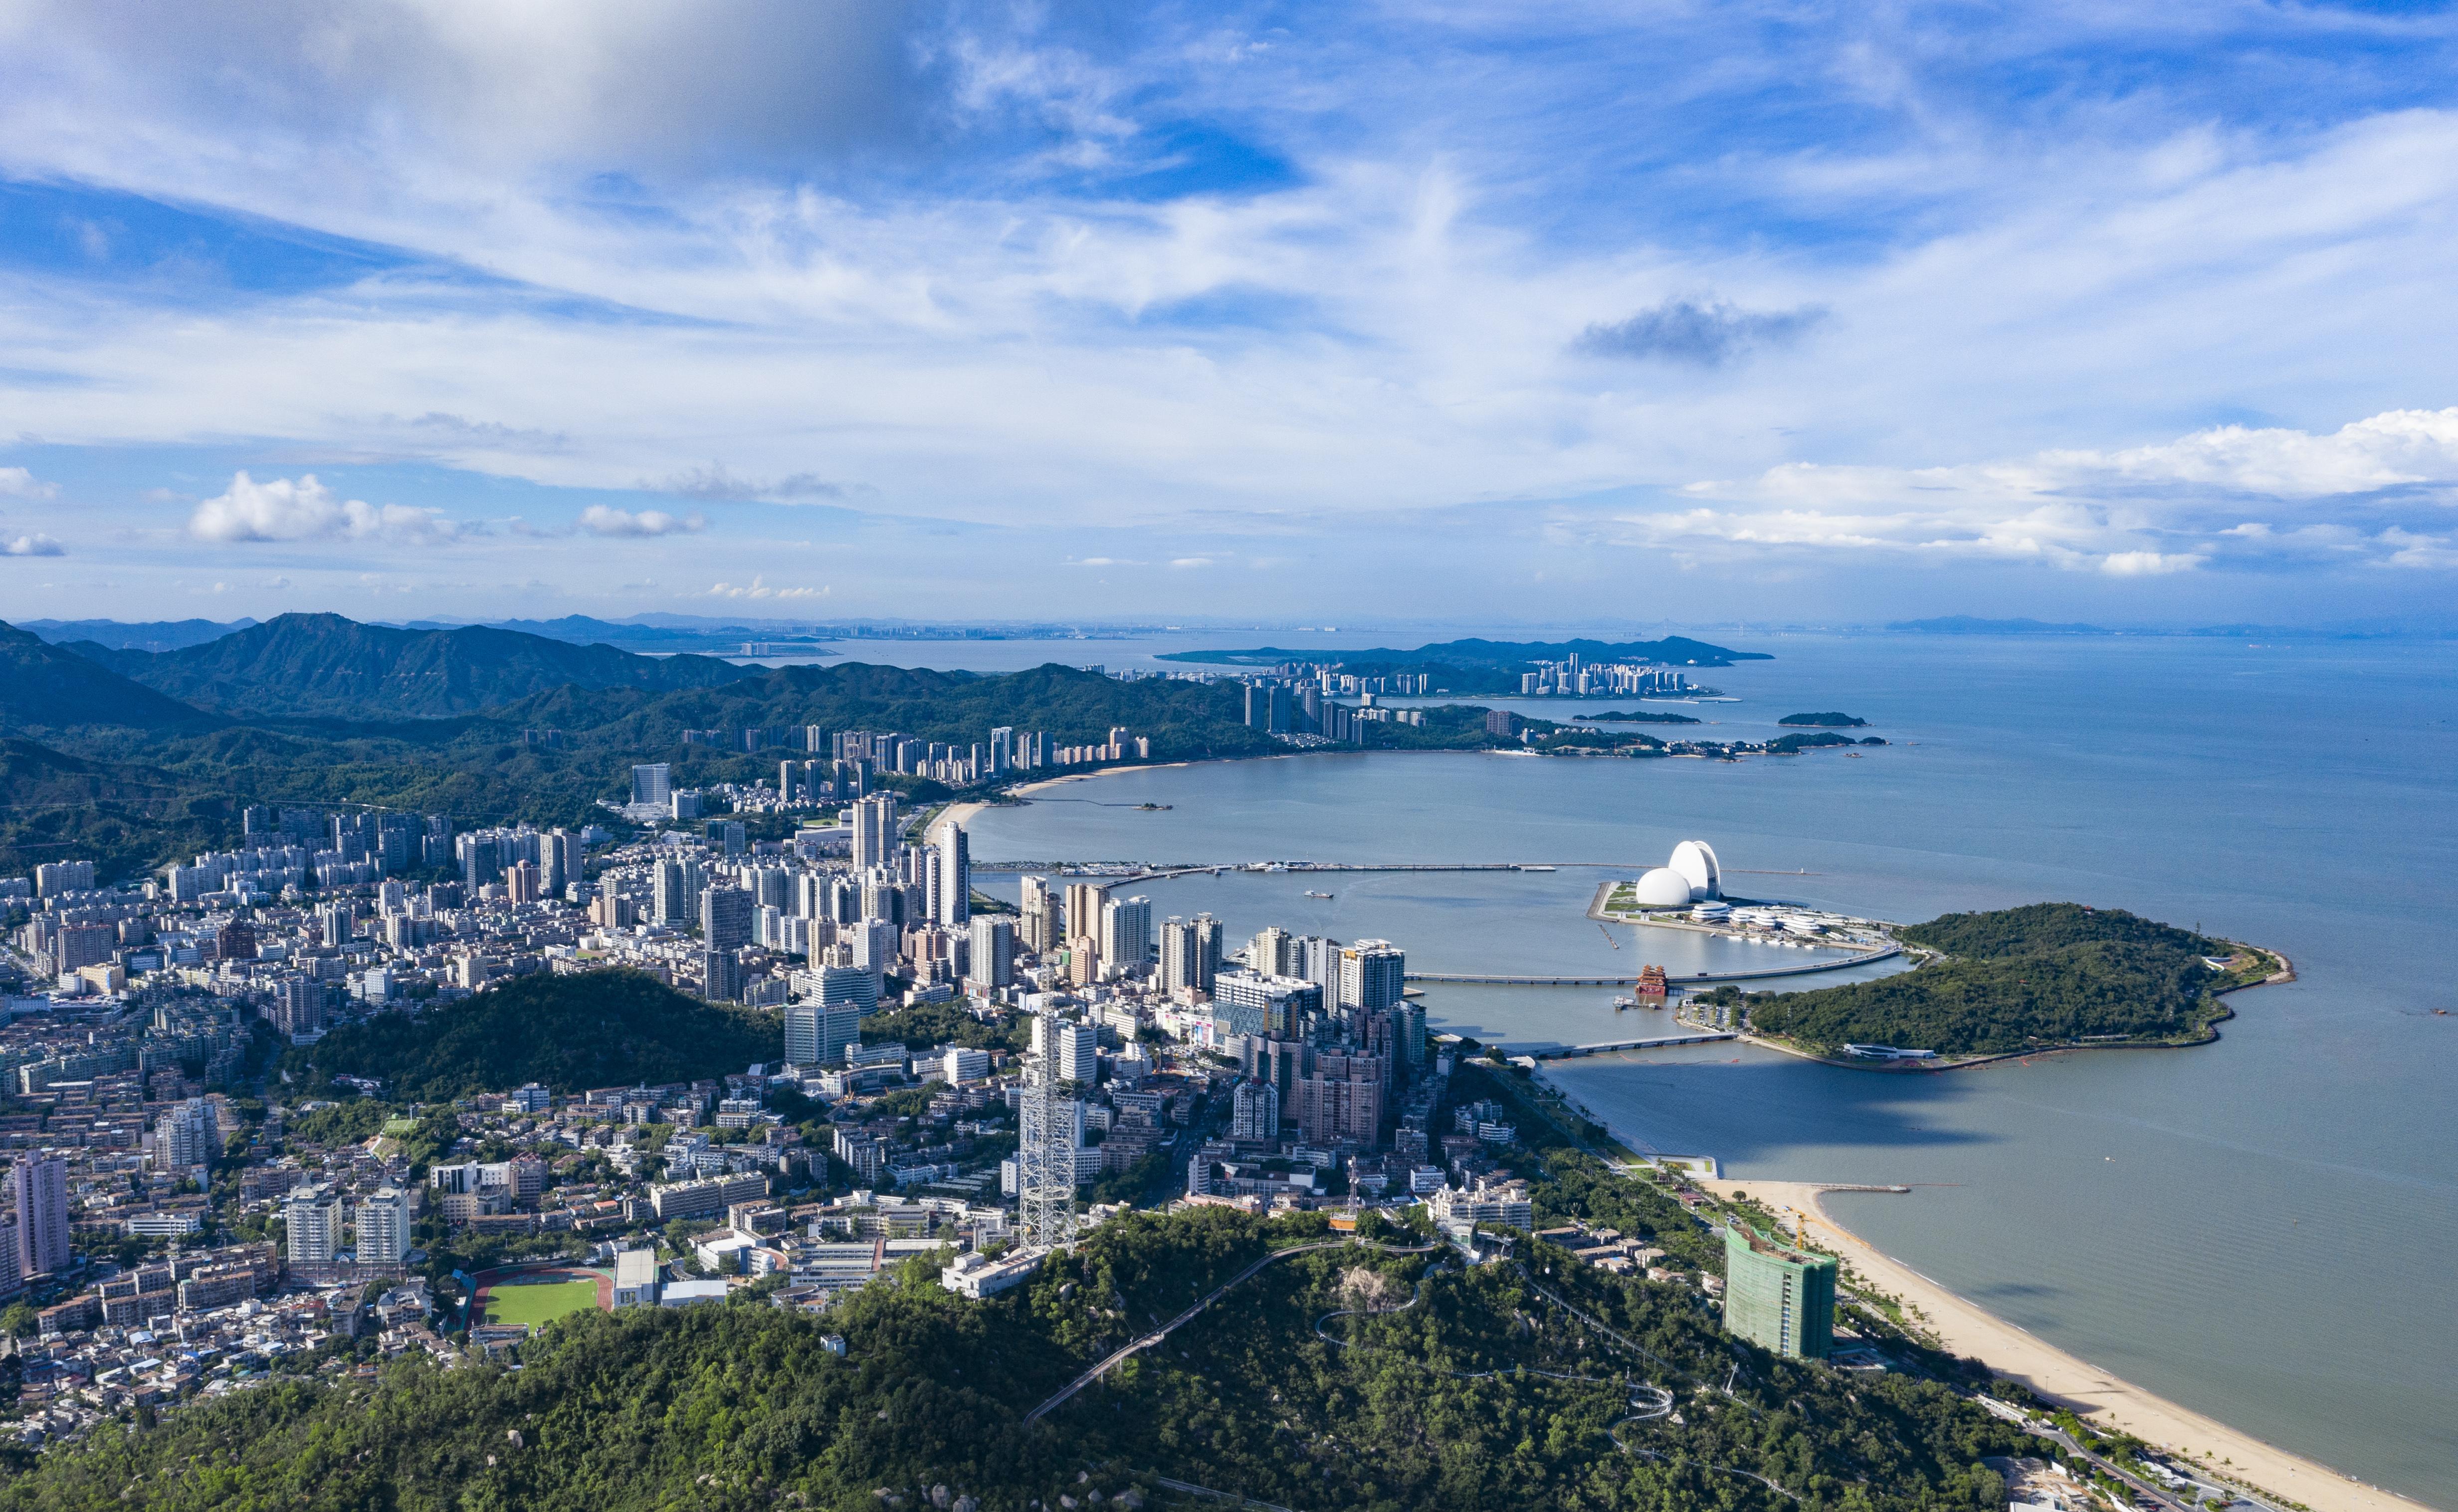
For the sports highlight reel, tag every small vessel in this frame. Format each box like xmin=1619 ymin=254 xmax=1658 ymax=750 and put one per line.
xmin=1304 ymin=890 xmax=1334 ymax=900
xmin=1612 ymin=995 xmax=1637 ymax=1010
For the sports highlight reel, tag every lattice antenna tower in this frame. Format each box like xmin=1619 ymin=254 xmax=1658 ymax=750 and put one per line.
xmin=1017 ymin=1047 xmax=1079 ymax=1251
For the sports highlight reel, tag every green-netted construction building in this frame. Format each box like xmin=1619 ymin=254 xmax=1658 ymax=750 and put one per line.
xmin=1722 ymin=1219 xmax=1838 ymax=1359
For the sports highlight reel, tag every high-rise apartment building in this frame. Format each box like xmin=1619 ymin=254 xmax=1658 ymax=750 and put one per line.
xmin=1019 ymin=875 xmax=1062 ymax=954
xmin=154 ymin=1098 xmax=218 ymax=1176
xmin=10 ymin=1157 xmax=70 ymax=1276
xmin=357 ymin=1187 xmax=412 ymax=1266
xmin=1062 ymin=882 xmax=1109 ymax=947
xmin=1100 ymin=895 xmax=1152 ymax=975
xmin=1053 ymin=1022 xmax=1099 ymax=1084
xmin=1230 ymin=1079 xmax=1280 ymax=1140
xmin=968 ymin=916 xmax=1016 ymax=990
xmin=1159 ymin=914 xmax=1223 ymax=995
xmin=285 ymin=1184 xmax=341 ymax=1265
xmin=936 ymin=821 xmax=971 ymax=929
xmin=701 ymin=885 xmax=753 ymax=952
xmin=652 ymin=860 xmax=693 ymax=927
xmin=701 ymin=948 xmax=745 ymax=1003
xmin=850 ymin=793 xmax=897 ymax=869
xmin=1338 ymin=939 xmax=1406 ymax=1014
xmin=1721 ymin=1220 xmax=1838 ymax=1359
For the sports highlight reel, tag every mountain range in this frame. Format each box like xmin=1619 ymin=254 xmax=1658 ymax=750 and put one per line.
xmin=55 ymin=613 xmax=758 ymax=721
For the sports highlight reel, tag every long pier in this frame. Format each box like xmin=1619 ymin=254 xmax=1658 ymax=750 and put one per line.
xmin=1544 ymin=1032 xmax=1736 ymax=1057
xmin=1407 ymin=944 xmax=1898 ymax=988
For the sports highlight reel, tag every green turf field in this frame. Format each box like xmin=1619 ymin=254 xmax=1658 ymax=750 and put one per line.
xmin=479 ymin=1277 xmax=602 ymax=1329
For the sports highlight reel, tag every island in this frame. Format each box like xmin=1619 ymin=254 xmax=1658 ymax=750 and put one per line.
xmin=1156 ymin=635 xmax=1766 ymax=695
xmin=1712 ymin=903 xmax=2286 ymax=1063
xmin=1571 ymin=708 xmax=1702 ymax=724
xmin=1778 ymin=711 xmax=1867 ymax=727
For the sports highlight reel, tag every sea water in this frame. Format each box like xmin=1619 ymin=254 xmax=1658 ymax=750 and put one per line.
xmin=956 ymin=633 xmax=2458 ymax=1508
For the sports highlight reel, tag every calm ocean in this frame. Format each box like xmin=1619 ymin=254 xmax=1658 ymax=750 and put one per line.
xmin=845 ymin=631 xmax=2457 ymax=1509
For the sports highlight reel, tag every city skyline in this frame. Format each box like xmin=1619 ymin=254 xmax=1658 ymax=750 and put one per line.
xmin=3 ymin=4 xmax=2458 ymax=625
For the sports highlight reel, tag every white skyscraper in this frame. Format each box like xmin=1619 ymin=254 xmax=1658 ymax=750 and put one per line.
xmin=968 ymin=915 xmax=1015 ymax=990
xmin=1054 ymin=1021 xmax=1099 ymax=1085
xmin=356 ymin=1186 xmax=412 ymax=1265
xmin=1100 ymin=895 xmax=1153 ymax=976
xmin=285 ymin=1184 xmax=341 ymax=1265
xmin=1339 ymin=939 xmax=1407 ymax=1013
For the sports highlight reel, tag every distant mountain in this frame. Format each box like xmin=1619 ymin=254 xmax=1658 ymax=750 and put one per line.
xmin=71 ymin=612 xmax=762 ymax=720
xmin=20 ymin=617 xmax=255 ymax=652
xmin=1886 ymin=616 xmax=2109 ymax=635
xmin=1161 ymin=635 xmax=1769 ymax=671
xmin=0 ymin=622 xmax=225 ymax=733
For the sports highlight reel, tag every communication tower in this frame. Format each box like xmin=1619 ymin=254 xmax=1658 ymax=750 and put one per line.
xmin=1017 ymin=1049 xmax=1079 ymax=1251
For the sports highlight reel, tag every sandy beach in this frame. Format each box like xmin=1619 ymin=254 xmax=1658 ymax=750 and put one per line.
xmin=1703 ymin=1178 xmax=2431 ymax=1512
xmin=933 ymin=757 xmax=1225 ymax=833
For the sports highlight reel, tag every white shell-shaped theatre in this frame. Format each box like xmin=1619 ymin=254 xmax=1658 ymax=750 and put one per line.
xmin=1668 ymin=839 xmax=1722 ymax=900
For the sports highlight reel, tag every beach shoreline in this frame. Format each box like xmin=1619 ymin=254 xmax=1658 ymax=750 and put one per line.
xmin=1700 ymin=1177 xmax=2433 ymax=1512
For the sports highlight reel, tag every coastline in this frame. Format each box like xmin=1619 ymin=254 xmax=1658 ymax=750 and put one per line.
xmin=1700 ymin=1178 xmax=2432 ymax=1512
xmin=937 ymin=758 xmax=1217 ymax=832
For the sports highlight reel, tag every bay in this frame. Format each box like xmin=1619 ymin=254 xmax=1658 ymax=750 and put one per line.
xmin=960 ymin=633 xmax=2458 ymax=1509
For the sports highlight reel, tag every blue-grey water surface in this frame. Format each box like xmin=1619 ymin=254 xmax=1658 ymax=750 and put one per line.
xmin=952 ymin=633 xmax=2457 ymax=1508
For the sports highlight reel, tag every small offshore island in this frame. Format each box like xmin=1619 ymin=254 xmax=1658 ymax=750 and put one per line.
xmin=1601 ymin=885 xmax=2287 ymax=1067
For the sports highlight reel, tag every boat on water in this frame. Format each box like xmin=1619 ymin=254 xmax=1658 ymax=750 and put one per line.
xmin=1304 ymin=890 xmax=1334 ymax=899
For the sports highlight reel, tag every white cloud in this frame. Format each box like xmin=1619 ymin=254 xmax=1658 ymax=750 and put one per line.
xmin=705 ymin=575 xmax=821 ymax=599
xmin=1655 ymin=407 xmax=2458 ymax=575
xmin=189 ymin=471 xmax=458 ymax=544
xmin=2098 ymin=551 xmax=2206 ymax=576
xmin=577 ymin=505 xmax=706 ymax=537
xmin=0 ymin=468 xmax=58 ymax=500
xmin=2 ymin=533 xmax=65 ymax=557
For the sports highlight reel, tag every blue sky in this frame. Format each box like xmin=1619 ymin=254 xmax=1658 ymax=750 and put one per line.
xmin=3 ymin=0 xmax=2458 ymax=626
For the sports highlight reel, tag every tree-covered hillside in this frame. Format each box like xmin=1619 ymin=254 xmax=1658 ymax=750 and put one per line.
xmin=1741 ymin=904 xmax=2244 ymax=1057
xmin=72 ymin=612 xmax=755 ymax=720
xmin=0 ymin=1204 xmax=2028 ymax=1512
xmin=289 ymin=970 xmax=780 ymax=1100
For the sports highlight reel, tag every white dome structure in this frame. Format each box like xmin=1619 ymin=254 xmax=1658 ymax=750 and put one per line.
xmin=1669 ymin=839 xmax=1722 ymax=901
xmin=1633 ymin=868 xmax=1697 ymax=908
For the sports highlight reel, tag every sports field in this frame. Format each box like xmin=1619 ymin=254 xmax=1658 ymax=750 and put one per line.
xmin=478 ymin=1277 xmax=604 ymax=1329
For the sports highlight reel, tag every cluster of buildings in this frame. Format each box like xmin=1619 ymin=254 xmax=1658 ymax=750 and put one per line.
xmin=626 ymin=719 xmax=1155 ymax=822
xmin=1513 ymin=653 xmax=1702 ymax=698
xmin=0 ymin=756 xmax=1833 ymax=1446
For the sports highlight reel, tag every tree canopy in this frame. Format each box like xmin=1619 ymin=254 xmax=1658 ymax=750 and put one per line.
xmin=290 ymin=969 xmax=779 ymax=1100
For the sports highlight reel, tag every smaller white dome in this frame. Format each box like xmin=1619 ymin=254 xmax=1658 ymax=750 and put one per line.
xmin=1633 ymin=868 xmax=1697 ymax=907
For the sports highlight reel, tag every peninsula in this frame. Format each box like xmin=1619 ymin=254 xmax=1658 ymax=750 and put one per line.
xmin=1713 ymin=904 xmax=2286 ymax=1063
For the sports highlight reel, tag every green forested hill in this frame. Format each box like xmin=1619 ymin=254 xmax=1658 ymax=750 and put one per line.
xmin=0 ymin=737 xmax=238 ymax=879
xmin=1896 ymin=903 xmax=2219 ymax=958
xmin=485 ymin=660 xmax=1276 ymax=761
xmin=73 ymin=612 xmax=755 ymax=720
xmin=289 ymin=970 xmax=779 ymax=1099
xmin=0 ymin=622 xmax=226 ymax=734
xmin=1742 ymin=904 xmax=2242 ymax=1056
xmin=0 ymin=1204 xmax=2026 ymax=1512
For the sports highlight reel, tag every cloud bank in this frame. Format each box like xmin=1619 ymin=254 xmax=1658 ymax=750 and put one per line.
xmin=189 ymin=472 xmax=458 ymax=545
